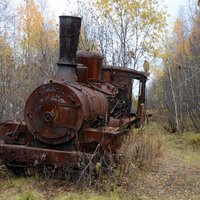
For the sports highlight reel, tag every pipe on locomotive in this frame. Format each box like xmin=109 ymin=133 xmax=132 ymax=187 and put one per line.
xmin=55 ymin=16 xmax=82 ymax=82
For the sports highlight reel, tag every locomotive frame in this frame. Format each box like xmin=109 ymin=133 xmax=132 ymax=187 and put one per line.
xmin=0 ymin=16 xmax=148 ymax=170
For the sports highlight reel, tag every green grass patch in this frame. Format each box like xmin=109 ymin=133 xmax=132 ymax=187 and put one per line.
xmin=56 ymin=190 xmax=123 ymax=200
xmin=165 ymin=132 xmax=200 ymax=164
xmin=188 ymin=133 xmax=200 ymax=147
xmin=18 ymin=192 xmax=37 ymax=200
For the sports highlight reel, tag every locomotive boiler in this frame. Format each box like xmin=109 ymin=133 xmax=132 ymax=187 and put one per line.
xmin=0 ymin=16 xmax=148 ymax=170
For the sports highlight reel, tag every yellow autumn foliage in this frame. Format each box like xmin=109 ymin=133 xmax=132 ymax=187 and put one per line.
xmin=96 ymin=0 xmax=167 ymax=61
xmin=18 ymin=0 xmax=44 ymax=49
xmin=172 ymin=18 xmax=190 ymax=56
xmin=0 ymin=36 xmax=13 ymax=66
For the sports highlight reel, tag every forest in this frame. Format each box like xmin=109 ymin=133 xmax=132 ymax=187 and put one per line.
xmin=0 ymin=0 xmax=200 ymax=199
xmin=0 ymin=0 xmax=199 ymax=133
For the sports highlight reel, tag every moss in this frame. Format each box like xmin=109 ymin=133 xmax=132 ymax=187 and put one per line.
xmin=165 ymin=132 xmax=200 ymax=164
xmin=18 ymin=192 xmax=37 ymax=200
xmin=189 ymin=134 xmax=200 ymax=147
xmin=56 ymin=190 xmax=122 ymax=200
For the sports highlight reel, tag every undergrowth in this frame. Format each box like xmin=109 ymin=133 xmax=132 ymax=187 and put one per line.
xmin=188 ymin=133 xmax=200 ymax=148
xmin=115 ymin=122 xmax=165 ymax=187
xmin=18 ymin=192 xmax=37 ymax=200
xmin=0 ymin=123 xmax=166 ymax=200
xmin=1 ymin=123 xmax=199 ymax=199
xmin=166 ymin=131 xmax=200 ymax=164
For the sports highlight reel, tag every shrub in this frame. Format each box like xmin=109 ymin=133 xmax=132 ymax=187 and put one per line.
xmin=188 ymin=133 xmax=200 ymax=148
xmin=18 ymin=192 xmax=36 ymax=200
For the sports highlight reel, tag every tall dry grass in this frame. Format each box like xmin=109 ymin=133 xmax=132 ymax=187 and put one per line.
xmin=118 ymin=123 xmax=165 ymax=177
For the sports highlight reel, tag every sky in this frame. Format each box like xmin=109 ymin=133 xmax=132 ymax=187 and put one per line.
xmin=45 ymin=0 xmax=190 ymax=24
xmin=165 ymin=0 xmax=190 ymax=22
xmin=13 ymin=0 xmax=193 ymax=25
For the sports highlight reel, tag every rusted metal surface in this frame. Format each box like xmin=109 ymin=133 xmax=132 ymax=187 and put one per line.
xmin=103 ymin=65 xmax=149 ymax=80
xmin=56 ymin=16 xmax=82 ymax=82
xmin=58 ymin=16 xmax=81 ymax=65
xmin=136 ymin=79 xmax=146 ymax=125
xmin=108 ymin=116 xmax=137 ymax=128
xmin=0 ymin=121 xmax=31 ymax=145
xmin=80 ymin=127 xmax=125 ymax=153
xmin=0 ymin=15 xmax=148 ymax=170
xmin=103 ymin=69 xmax=112 ymax=83
xmin=80 ymin=116 xmax=137 ymax=153
xmin=76 ymin=50 xmax=103 ymax=81
xmin=24 ymin=82 xmax=83 ymax=145
xmin=0 ymin=143 xmax=91 ymax=167
xmin=102 ymin=66 xmax=148 ymax=123
xmin=24 ymin=81 xmax=108 ymax=145
xmin=0 ymin=120 xmax=26 ymax=138
xmin=77 ymin=64 xmax=88 ymax=83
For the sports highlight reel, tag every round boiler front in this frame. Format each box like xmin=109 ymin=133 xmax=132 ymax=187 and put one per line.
xmin=24 ymin=82 xmax=83 ymax=145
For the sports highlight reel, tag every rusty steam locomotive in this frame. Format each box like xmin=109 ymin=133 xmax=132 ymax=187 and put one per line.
xmin=0 ymin=16 xmax=148 ymax=169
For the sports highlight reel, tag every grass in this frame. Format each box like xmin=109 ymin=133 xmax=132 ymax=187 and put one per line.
xmin=18 ymin=192 xmax=37 ymax=200
xmin=56 ymin=190 xmax=123 ymax=200
xmin=188 ymin=133 xmax=200 ymax=147
xmin=0 ymin=123 xmax=166 ymax=200
xmin=166 ymin=132 xmax=200 ymax=164
xmin=0 ymin=123 xmax=200 ymax=200
xmin=119 ymin=122 xmax=165 ymax=170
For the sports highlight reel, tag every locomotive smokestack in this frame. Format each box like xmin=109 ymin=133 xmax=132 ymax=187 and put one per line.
xmin=56 ymin=16 xmax=82 ymax=82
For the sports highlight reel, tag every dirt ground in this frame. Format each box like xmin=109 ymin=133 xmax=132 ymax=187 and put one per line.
xmin=129 ymin=134 xmax=200 ymax=200
xmin=131 ymin=151 xmax=200 ymax=199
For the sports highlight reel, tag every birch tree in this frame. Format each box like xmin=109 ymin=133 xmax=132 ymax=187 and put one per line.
xmin=96 ymin=0 xmax=167 ymax=68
